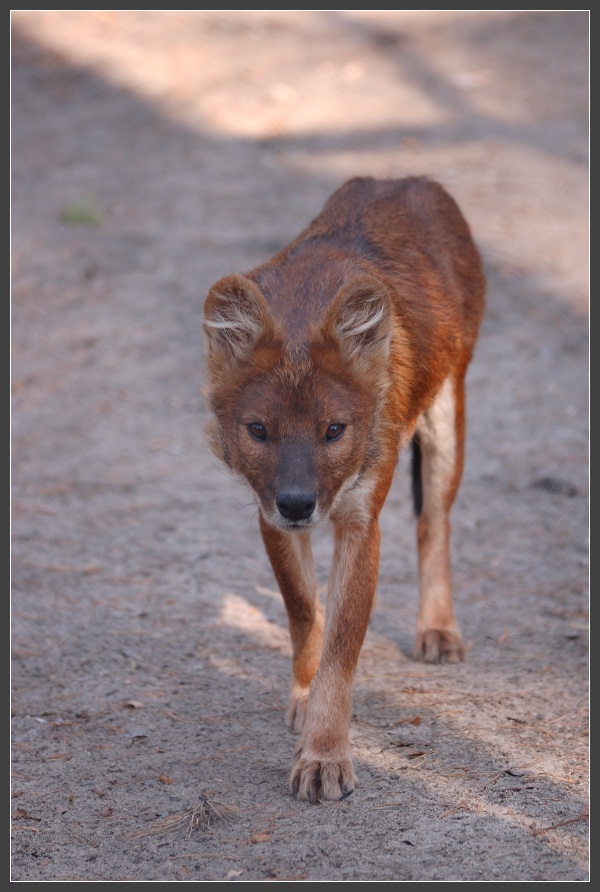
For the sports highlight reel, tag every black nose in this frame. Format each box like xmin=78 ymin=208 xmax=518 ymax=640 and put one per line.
xmin=276 ymin=491 xmax=316 ymax=522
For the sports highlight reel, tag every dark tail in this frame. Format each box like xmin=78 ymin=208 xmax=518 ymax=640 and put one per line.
xmin=411 ymin=434 xmax=423 ymax=518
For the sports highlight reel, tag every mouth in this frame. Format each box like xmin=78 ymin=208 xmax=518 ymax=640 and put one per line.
xmin=261 ymin=505 xmax=322 ymax=532
xmin=279 ymin=519 xmax=315 ymax=531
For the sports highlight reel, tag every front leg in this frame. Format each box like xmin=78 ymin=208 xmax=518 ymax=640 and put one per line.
xmin=259 ymin=517 xmax=323 ymax=731
xmin=290 ymin=517 xmax=382 ymax=802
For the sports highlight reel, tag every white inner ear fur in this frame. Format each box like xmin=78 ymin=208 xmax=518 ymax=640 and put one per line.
xmin=204 ymin=293 xmax=262 ymax=338
xmin=333 ymin=286 xmax=392 ymax=366
xmin=203 ymin=277 xmax=270 ymax=359
xmin=336 ymin=296 xmax=387 ymax=342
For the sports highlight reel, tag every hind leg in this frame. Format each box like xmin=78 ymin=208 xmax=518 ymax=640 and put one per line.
xmin=413 ymin=373 xmax=466 ymax=663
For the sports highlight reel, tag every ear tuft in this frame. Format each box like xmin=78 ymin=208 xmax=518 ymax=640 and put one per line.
xmin=327 ymin=275 xmax=392 ymax=363
xmin=203 ymin=274 xmax=273 ymax=367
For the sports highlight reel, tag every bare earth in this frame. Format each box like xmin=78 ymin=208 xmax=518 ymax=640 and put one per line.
xmin=11 ymin=11 xmax=589 ymax=882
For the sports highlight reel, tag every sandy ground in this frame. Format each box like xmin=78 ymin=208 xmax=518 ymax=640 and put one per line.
xmin=11 ymin=10 xmax=589 ymax=882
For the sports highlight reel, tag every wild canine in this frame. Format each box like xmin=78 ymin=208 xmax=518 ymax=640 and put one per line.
xmin=202 ymin=176 xmax=485 ymax=803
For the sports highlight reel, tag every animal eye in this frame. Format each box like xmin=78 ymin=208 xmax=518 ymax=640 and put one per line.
xmin=248 ymin=422 xmax=267 ymax=441
xmin=326 ymin=423 xmax=345 ymax=442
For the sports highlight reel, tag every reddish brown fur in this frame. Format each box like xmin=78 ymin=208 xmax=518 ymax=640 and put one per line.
xmin=202 ymin=176 xmax=485 ymax=802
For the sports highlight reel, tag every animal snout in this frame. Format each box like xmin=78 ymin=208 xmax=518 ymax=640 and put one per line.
xmin=276 ymin=490 xmax=316 ymax=522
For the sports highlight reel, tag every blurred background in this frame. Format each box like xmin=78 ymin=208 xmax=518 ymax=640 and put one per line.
xmin=12 ymin=10 xmax=588 ymax=296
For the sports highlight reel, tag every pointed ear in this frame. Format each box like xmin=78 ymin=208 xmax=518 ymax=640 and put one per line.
xmin=322 ymin=275 xmax=392 ymax=369
xmin=203 ymin=274 xmax=274 ymax=369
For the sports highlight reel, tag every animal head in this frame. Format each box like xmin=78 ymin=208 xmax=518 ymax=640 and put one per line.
xmin=202 ymin=273 xmax=394 ymax=530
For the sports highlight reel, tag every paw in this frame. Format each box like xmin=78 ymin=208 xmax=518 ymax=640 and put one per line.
xmin=287 ymin=685 xmax=310 ymax=732
xmin=413 ymin=629 xmax=464 ymax=663
xmin=289 ymin=753 xmax=357 ymax=802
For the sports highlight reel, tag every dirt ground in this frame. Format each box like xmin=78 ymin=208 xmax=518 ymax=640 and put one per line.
xmin=10 ymin=10 xmax=589 ymax=882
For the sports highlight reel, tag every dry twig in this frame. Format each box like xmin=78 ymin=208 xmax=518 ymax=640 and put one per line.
xmin=531 ymin=809 xmax=589 ymax=837
xmin=128 ymin=792 xmax=239 ymax=839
